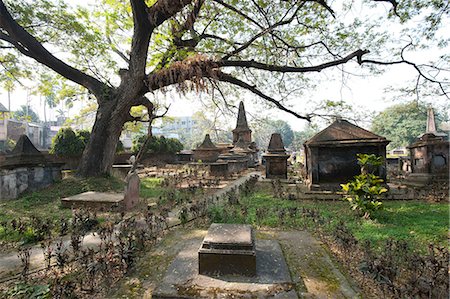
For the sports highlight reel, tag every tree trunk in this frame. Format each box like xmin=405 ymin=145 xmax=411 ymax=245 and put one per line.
xmin=77 ymin=94 xmax=129 ymax=177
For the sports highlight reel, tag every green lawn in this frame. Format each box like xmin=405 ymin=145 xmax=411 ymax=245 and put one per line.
xmin=209 ymin=191 xmax=449 ymax=253
xmin=139 ymin=177 xmax=165 ymax=199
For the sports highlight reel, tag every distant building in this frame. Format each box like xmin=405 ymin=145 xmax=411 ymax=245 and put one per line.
xmin=158 ymin=116 xmax=198 ymax=138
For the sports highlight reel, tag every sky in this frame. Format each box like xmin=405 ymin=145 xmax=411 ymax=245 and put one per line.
xmin=0 ymin=1 xmax=448 ymax=132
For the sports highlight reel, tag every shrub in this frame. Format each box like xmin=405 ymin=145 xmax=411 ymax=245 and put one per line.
xmin=51 ymin=129 xmax=124 ymax=155
xmin=341 ymin=154 xmax=387 ymax=218
xmin=131 ymin=135 xmax=183 ymax=154
xmin=50 ymin=128 xmax=87 ymax=156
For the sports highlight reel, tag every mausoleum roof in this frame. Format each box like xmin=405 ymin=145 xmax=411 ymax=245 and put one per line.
xmin=305 ymin=119 xmax=388 ymax=146
xmin=197 ymin=134 xmax=217 ymax=149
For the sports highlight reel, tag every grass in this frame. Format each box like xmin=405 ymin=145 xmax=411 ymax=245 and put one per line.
xmin=139 ymin=177 xmax=165 ymax=199
xmin=0 ymin=176 xmax=124 ymax=246
xmin=0 ymin=176 xmax=124 ymax=222
xmin=209 ymin=191 xmax=449 ymax=253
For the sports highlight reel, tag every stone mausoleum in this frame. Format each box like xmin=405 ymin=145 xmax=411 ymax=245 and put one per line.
xmin=304 ymin=119 xmax=390 ymax=191
xmin=191 ymin=101 xmax=258 ymax=176
xmin=407 ymin=107 xmax=449 ymax=186
xmin=0 ymin=135 xmax=62 ymax=200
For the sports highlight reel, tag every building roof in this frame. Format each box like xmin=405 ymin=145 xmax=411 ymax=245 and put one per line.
xmin=0 ymin=102 xmax=9 ymax=112
xmin=305 ymin=119 xmax=388 ymax=145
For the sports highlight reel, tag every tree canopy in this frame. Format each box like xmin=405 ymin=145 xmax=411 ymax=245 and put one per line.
xmin=253 ymin=119 xmax=294 ymax=150
xmin=0 ymin=0 xmax=448 ymax=176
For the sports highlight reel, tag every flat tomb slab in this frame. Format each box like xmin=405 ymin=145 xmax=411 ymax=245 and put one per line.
xmin=61 ymin=191 xmax=123 ymax=210
xmin=153 ymin=239 xmax=296 ymax=298
xmin=199 ymin=223 xmax=256 ymax=276
xmin=202 ymin=223 xmax=254 ymax=248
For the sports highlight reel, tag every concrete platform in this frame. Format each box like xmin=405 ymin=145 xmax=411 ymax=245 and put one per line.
xmin=153 ymin=239 xmax=296 ymax=298
xmin=61 ymin=191 xmax=123 ymax=211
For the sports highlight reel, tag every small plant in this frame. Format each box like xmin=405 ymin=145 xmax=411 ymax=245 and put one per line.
xmin=341 ymin=154 xmax=387 ymax=218
xmin=17 ymin=246 xmax=31 ymax=281
xmin=178 ymin=206 xmax=189 ymax=226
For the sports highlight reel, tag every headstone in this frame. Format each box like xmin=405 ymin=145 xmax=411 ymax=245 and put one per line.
xmin=198 ymin=223 xmax=256 ymax=276
xmin=123 ymin=171 xmax=140 ymax=210
xmin=263 ymin=133 xmax=289 ymax=179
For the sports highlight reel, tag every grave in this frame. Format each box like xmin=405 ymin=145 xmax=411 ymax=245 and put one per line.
xmin=231 ymin=101 xmax=259 ymax=166
xmin=192 ymin=134 xmax=221 ymax=162
xmin=406 ymin=107 xmax=449 ymax=187
xmin=62 ymin=171 xmax=140 ymax=211
xmin=263 ymin=133 xmax=289 ymax=179
xmin=198 ymin=223 xmax=256 ymax=276
xmin=209 ymin=161 xmax=228 ymax=177
xmin=176 ymin=150 xmax=193 ymax=162
xmin=123 ymin=171 xmax=140 ymax=210
xmin=61 ymin=191 xmax=124 ymax=211
xmin=0 ymin=135 xmax=63 ymax=200
xmin=153 ymin=223 xmax=296 ymax=298
xmin=304 ymin=118 xmax=389 ymax=191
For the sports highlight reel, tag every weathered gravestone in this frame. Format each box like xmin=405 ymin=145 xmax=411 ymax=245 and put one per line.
xmin=153 ymin=223 xmax=296 ymax=298
xmin=263 ymin=133 xmax=289 ymax=179
xmin=123 ymin=171 xmax=140 ymax=210
xmin=406 ymin=107 xmax=449 ymax=187
xmin=198 ymin=223 xmax=256 ymax=276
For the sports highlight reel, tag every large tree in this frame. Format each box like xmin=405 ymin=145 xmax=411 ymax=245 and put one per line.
xmin=0 ymin=0 xmax=448 ymax=176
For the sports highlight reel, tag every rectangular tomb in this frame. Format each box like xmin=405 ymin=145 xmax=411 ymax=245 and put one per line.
xmin=198 ymin=223 xmax=256 ymax=276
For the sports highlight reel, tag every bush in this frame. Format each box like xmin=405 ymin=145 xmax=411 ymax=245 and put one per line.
xmin=341 ymin=154 xmax=387 ymax=218
xmin=131 ymin=135 xmax=183 ymax=154
xmin=51 ymin=128 xmax=125 ymax=155
xmin=50 ymin=128 xmax=87 ymax=156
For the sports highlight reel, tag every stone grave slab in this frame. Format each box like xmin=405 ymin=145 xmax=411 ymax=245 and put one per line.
xmin=153 ymin=224 xmax=296 ymax=298
xmin=199 ymin=223 xmax=256 ymax=276
xmin=61 ymin=191 xmax=123 ymax=211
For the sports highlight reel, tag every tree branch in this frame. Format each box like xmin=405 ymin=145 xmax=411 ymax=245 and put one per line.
xmin=219 ymin=49 xmax=370 ymax=73
xmin=0 ymin=1 xmax=106 ymax=98
xmin=147 ymin=0 xmax=194 ymax=28
xmin=213 ymin=71 xmax=311 ymax=121
xmin=129 ymin=0 xmax=152 ymax=75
